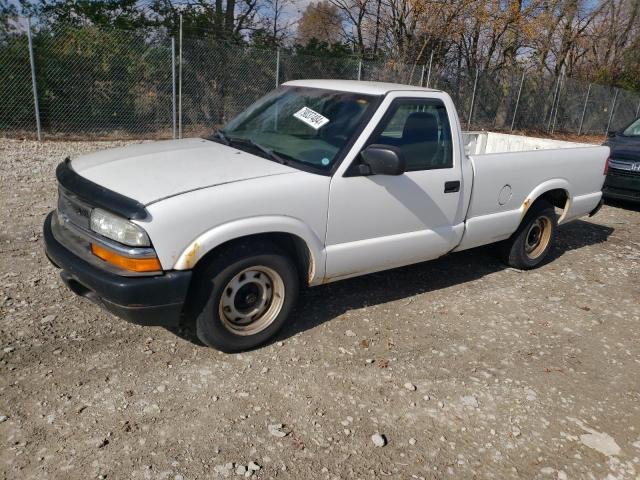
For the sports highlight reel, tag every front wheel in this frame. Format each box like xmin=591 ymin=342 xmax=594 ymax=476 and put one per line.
xmin=500 ymin=200 xmax=557 ymax=270
xmin=193 ymin=242 xmax=299 ymax=352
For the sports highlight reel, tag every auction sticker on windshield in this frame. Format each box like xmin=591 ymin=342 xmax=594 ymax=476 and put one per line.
xmin=293 ymin=107 xmax=330 ymax=130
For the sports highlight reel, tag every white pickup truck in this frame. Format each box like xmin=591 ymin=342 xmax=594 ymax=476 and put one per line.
xmin=44 ymin=80 xmax=609 ymax=352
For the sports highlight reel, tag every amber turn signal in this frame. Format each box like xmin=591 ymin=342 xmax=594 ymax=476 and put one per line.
xmin=91 ymin=243 xmax=161 ymax=272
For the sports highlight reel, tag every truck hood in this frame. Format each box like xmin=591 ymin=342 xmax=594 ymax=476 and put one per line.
xmin=70 ymin=138 xmax=298 ymax=205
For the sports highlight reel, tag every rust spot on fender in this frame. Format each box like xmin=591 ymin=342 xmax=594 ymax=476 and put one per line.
xmin=307 ymin=256 xmax=315 ymax=285
xmin=518 ymin=197 xmax=533 ymax=221
xmin=183 ymin=242 xmax=200 ymax=269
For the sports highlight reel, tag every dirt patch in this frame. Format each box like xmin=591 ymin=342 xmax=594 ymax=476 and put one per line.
xmin=0 ymin=139 xmax=639 ymax=479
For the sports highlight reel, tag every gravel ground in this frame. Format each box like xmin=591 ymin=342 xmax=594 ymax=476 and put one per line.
xmin=1 ymin=138 xmax=639 ymax=480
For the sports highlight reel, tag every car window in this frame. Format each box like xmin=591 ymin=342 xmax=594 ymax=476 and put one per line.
xmin=622 ymin=118 xmax=640 ymax=137
xmin=369 ymin=99 xmax=453 ymax=171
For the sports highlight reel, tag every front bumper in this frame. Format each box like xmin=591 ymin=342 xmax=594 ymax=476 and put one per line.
xmin=603 ymin=170 xmax=640 ymax=203
xmin=43 ymin=212 xmax=192 ymax=327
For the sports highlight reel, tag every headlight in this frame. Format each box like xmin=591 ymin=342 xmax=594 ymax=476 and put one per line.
xmin=90 ymin=208 xmax=151 ymax=247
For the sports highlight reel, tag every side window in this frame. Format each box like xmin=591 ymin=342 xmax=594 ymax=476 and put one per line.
xmin=369 ymin=99 xmax=453 ymax=171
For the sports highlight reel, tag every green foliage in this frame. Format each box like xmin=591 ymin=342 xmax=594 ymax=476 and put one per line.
xmin=30 ymin=25 xmax=172 ymax=133
xmin=0 ymin=34 xmax=35 ymax=131
xmin=37 ymin=0 xmax=149 ymax=29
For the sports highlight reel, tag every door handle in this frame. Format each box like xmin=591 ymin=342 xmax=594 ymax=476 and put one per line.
xmin=444 ymin=181 xmax=460 ymax=193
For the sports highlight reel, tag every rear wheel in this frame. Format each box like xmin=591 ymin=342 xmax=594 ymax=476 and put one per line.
xmin=192 ymin=241 xmax=299 ymax=352
xmin=500 ymin=200 xmax=557 ymax=270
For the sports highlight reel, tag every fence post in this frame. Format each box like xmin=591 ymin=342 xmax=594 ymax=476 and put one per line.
xmin=171 ymin=37 xmax=176 ymax=139
xmin=178 ymin=14 xmax=183 ymax=139
xmin=577 ymin=83 xmax=591 ymax=136
xmin=510 ymin=72 xmax=525 ymax=132
xmin=275 ymin=48 xmax=280 ymax=88
xmin=606 ymin=88 xmax=619 ymax=134
xmin=419 ymin=65 xmax=425 ymax=87
xmin=27 ymin=18 xmax=42 ymax=141
xmin=425 ymin=51 xmax=433 ymax=88
xmin=467 ymin=69 xmax=479 ymax=131
xmin=550 ymin=73 xmax=564 ymax=134
xmin=636 ymin=99 xmax=640 ymax=118
xmin=547 ymin=76 xmax=561 ymax=132
xmin=357 ymin=59 xmax=362 ymax=81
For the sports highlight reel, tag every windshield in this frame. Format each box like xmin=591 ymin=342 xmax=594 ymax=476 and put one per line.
xmin=622 ymin=118 xmax=640 ymax=137
xmin=221 ymin=86 xmax=377 ymax=171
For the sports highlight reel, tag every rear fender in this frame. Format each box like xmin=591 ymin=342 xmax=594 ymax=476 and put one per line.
xmin=521 ymin=179 xmax=572 ymax=223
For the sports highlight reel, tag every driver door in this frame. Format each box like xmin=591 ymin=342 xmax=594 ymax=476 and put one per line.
xmin=324 ymin=92 xmax=466 ymax=281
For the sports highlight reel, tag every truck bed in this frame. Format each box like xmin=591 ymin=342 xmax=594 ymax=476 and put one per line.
xmin=455 ymin=133 xmax=609 ymax=251
xmin=463 ymin=131 xmax=594 ymax=155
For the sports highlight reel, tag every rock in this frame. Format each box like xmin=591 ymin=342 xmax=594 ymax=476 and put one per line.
xmin=214 ymin=463 xmax=234 ymax=478
xmin=143 ymin=404 xmax=161 ymax=415
xmin=438 ymin=401 xmax=445 ymax=408
xmin=97 ymin=438 xmax=109 ymax=448
xmin=365 ymin=359 xmax=374 ymax=364
xmin=157 ymin=385 xmax=166 ymax=393
xmin=403 ymin=382 xmax=416 ymax=391
xmin=461 ymin=395 xmax=479 ymax=408
xmin=557 ymin=471 xmax=567 ymax=480
xmin=3 ymin=347 xmax=15 ymax=353
xmin=345 ymin=330 xmax=356 ymax=337
xmin=422 ymin=395 xmax=431 ymax=401
xmin=0 ymin=415 xmax=7 ymax=423
xmin=524 ymin=388 xmax=537 ymax=401
xmin=511 ymin=426 xmax=521 ymax=437
xmin=41 ymin=314 xmax=56 ymax=323
xmin=371 ymin=433 xmax=387 ymax=447
xmin=268 ymin=424 xmax=287 ymax=438
xmin=579 ymin=430 xmax=620 ymax=456
xmin=408 ymin=438 xmax=416 ymax=445
xmin=247 ymin=461 xmax=261 ymax=471
xmin=236 ymin=465 xmax=247 ymax=475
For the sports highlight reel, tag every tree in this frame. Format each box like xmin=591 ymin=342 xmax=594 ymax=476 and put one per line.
xmin=252 ymin=0 xmax=296 ymax=47
xmin=34 ymin=0 xmax=149 ymax=29
xmin=296 ymin=1 xmax=342 ymax=45
xmin=327 ymin=0 xmax=371 ymax=55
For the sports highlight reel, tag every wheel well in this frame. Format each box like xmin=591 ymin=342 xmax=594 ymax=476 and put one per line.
xmin=534 ymin=188 xmax=568 ymax=212
xmin=192 ymin=232 xmax=314 ymax=285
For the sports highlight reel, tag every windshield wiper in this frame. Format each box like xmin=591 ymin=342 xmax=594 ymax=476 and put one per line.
xmin=228 ymin=136 xmax=287 ymax=165
xmin=211 ymin=129 xmax=230 ymax=145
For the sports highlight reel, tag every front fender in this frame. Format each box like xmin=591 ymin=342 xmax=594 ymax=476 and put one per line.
xmin=173 ymin=215 xmax=326 ymax=284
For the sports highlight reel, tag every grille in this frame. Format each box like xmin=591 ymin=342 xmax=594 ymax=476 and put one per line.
xmin=608 ymin=169 xmax=640 ymax=179
xmin=609 ymin=158 xmax=640 ymax=173
xmin=57 ymin=187 xmax=92 ymax=230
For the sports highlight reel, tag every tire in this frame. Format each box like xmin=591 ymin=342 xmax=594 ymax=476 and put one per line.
xmin=500 ymin=200 xmax=557 ymax=270
xmin=192 ymin=241 xmax=299 ymax=352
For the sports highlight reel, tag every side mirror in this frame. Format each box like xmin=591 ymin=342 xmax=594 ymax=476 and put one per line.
xmin=359 ymin=144 xmax=406 ymax=176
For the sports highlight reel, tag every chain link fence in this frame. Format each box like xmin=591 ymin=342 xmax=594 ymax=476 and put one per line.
xmin=2 ymin=20 xmax=640 ymax=141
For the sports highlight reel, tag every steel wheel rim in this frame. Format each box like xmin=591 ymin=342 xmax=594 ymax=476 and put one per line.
xmin=218 ymin=266 xmax=285 ymax=336
xmin=524 ymin=216 xmax=552 ymax=260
